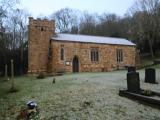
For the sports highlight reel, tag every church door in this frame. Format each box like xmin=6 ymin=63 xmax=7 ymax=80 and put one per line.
xmin=72 ymin=56 xmax=79 ymax=73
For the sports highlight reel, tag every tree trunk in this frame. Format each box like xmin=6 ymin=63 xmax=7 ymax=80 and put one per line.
xmin=5 ymin=64 xmax=8 ymax=80
xmin=11 ymin=59 xmax=14 ymax=89
xmin=20 ymin=23 xmax=24 ymax=75
xmin=148 ymin=39 xmax=154 ymax=58
xmin=20 ymin=37 xmax=23 ymax=75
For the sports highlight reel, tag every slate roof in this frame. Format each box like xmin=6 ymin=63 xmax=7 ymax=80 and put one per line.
xmin=51 ymin=34 xmax=135 ymax=46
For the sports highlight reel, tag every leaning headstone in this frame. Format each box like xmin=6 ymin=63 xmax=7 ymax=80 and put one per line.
xmin=127 ymin=71 xmax=140 ymax=93
xmin=128 ymin=66 xmax=136 ymax=73
xmin=145 ymin=68 xmax=156 ymax=83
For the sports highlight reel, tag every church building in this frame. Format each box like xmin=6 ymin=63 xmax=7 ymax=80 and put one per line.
xmin=28 ymin=17 xmax=136 ymax=74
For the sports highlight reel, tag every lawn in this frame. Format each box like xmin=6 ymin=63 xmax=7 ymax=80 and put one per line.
xmin=0 ymin=66 xmax=160 ymax=120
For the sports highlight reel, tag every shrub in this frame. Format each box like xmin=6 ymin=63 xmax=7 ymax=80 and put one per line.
xmin=37 ymin=73 xmax=45 ymax=79
xmin=141 ymin=89 xmax=153 ymax=96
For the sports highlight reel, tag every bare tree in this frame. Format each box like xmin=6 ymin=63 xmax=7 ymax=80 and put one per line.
xmin=16 ymin=9 xmax=29 ymax=74
xmin=79 ymin=12 xmax=97 ymax=35
xmin=129 ymin=0 xmax=160 ymax=58
xmin=51 ymin=8 xmax=78 ymax=33
xmin=97 ymin=13 xmax=121 ymax=37
xmin=0 ymin=0 xmax=19 ymax=71
xmin=2 ymin=8 xmax=29 ymax=75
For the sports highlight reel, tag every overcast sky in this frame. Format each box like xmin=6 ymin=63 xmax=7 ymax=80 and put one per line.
xmin=19 ymin=0 xmax=135 ymax=17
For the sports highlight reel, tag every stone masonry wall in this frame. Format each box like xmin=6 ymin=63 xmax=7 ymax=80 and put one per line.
xmin=50 ymin=40 xmax=136 ymax=73
xmin=28 ymin=17 xmax=55 ymax=73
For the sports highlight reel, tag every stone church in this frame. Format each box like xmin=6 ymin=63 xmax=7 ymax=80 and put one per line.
xmin=28 ymin=17 xmax=136 ymax=74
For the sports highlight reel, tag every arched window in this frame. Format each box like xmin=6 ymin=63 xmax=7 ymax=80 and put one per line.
xmin=61 ymin=47 xmax=64 ymax=60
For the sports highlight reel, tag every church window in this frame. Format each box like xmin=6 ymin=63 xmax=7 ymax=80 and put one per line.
xmin=116 ymin=49 xmax=123 ymax=62
xmin=91 ymin=49 xmax=99 ymax=62
xmin=60 ymin=46 xmax=64 ymax=60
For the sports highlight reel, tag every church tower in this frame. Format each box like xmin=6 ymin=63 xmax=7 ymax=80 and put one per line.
xmin=28 ymin=17 xmax=55 ymax=74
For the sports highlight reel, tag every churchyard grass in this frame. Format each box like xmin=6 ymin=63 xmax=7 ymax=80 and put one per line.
xmin=0 ymin=66 xmax=160 ymax=119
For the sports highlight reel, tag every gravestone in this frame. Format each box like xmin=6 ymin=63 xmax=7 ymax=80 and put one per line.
xmin=145 ymin=68 xmax=156 ymax=83
xmin=128 ymin=66 xmax=136 ymax=73
xmin=127 ymin=72 xmax=140 ymax=93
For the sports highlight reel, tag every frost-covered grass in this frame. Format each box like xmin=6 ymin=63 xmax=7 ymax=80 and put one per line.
xmin=0 ymin=68 xmax=160 ymax=120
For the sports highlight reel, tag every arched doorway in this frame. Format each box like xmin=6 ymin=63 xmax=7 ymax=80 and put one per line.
xmin=72 ymin=56 xmax=79 ymax=73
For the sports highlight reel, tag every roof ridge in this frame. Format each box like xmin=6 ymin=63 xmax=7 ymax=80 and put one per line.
xmin=57 ymin=33 xmax=126 ymax=40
